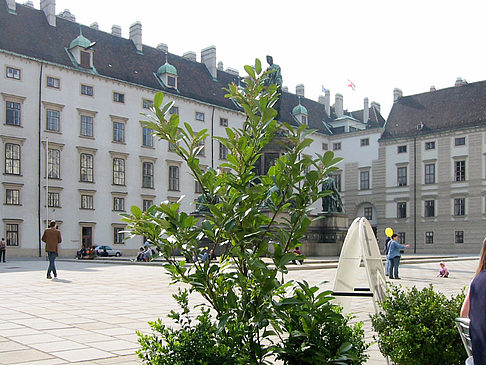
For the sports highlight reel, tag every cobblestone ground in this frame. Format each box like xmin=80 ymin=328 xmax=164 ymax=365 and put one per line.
xmin=0 ymin=257 xmax=477 ymax=364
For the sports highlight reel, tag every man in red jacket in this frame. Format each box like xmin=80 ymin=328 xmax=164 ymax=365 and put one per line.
xmin=41 ymin=220 xmax=62 ymax=279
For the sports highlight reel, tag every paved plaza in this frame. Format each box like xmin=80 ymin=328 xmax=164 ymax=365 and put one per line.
xmin=0 ymin=256 xmax=479 ymax=364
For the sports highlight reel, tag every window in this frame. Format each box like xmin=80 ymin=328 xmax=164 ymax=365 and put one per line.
xmin=424 ymin=163 xmax=435 ymax=184
xmin=425 ymin=141 xmax=435 ymax=150
xmin=363 ymin=207 xmax=372 ymax=220
xmin=142 ymin=162 xmax=154 ymax=188
xmin=322 ymin=143 xmax=328 ymax=151
xmin=195 ymin=180 xmax=203 ymax=194
xmin=81 ymin=84 xmax=93 ymax=96
xmin=81 ymin=194 xmax=93 ymax=209
xmin=424 ymin=200 xmax=435 ymax=217
xmin=6 ymin=101 xmax=21 ymax=126
xmin=168 ymin=142 xmax=177 ymax=152
xmin=47 ymin=76 xmax=60 ymax=89
xmin=142 ymin=99 xmax=153 ymax=109
xmin=113 ymin=122 xmax=125 ymax=142
xmin=397 ymin=145 xmax=407 ymax=153
xmin=113 ymin=92 xmax=125 ymax=103
xmin=113 ymin=158 xmax=125 ymax=185
xmin=6 ymin=223 xmax=19 ymax=246
xmin=142 ymin=199 xmax=153 ymax=212
xmin=195 ymin=112 xmax=205 ymax=121
xmin=170 ymin=106 xmax=179 ymax=114
xmin=143 ymin=127 xmax=153 ymax=147
xmin=167 ymin=75 xmax=176 ymax=87
xmin=397 ymin=167 xmax=407 ymax=186
xmin=114 ymin=227 xmax=125 ymax=244
xmin=219 ymin=142 xmax=228 ymax=160
xmin=455 ymin=230 xmax=464 ymax=244
xmin=397 ymin=202 xmax=407 ymax=218
xmin=48 ymin=148 xmax=60 ymax=179
xmin=48 ymin=192 xmax=60 ymax=207
xmin=197 ymin=138 xmax=206 ymax=156
xmin=113 ymin=197 xmax=125 ymax=211
xmin=332 ymin=142 xmax=341 ymax=151
xmin=6 ymin=66 xmax=20 ymax=80
xmin=80 ymin=153 xmax=94 ymax=182
xmin=455 ymin=137 xmax=466 ymax=146
xmin=6 ymin=189 xmax=20 ymax=205
xmin=360 ymin=170 xmax=370 ymax=190
xmin=397 ymin=232 xmax=406 ymax=244
xmin=80 ymin=115 xmax=93 ymax=137
xmin=46 ymin=109 xmax=60 ymax=131
xmin=455 ymin=160 xmax=466 ymax=181
xmin=169 ymin=165 xmax=179 ymax=191
xmin=454 ymin=198 xmax=465 ymax=216
xmin=360 ymin=138 xmax=369 ymax=146
xmin=5 ymin=143 xmax=20 ymax=175
xmin=220 ymin=118 xmax=228 ymax=127
xmin=332 ymin=173 xmax=342 ymax=192
xmin=425 ymin=231 xmax=434 ymax=244
xmin=80 ymin=51 xmax=91 ymax=68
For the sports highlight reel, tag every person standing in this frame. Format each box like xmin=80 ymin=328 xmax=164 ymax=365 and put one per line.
xmin=386 ymin=233 xmax=410 ymax=279
xmin=384 ymin=236 xmax=391 ymax=277
xmin=0 ymin=237 xmax=6 ymax=262
xmin=461 ymin=238 xmax=486 ymax=364
xmin=41 ymin=220 xmax=62 ymax=279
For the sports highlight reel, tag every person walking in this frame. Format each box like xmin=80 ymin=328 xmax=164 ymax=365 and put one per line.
xmin=41 ymin=220 xmax=62 ymax=279
xmin=461 ymin=238 xmax=486 ymax=364
xmin=386 ymin=233 xmax=410 ymax=279
xmin=0 ymin=237 xmax=6 ymax=262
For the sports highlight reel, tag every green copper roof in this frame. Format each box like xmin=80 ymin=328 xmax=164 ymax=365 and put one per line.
xmin=292 ymin=103 xmax=308 ymax=116
xmin=157 ymin=62 xmax=178 ymax=76
xmin=69 ymin=33 xmax=91 ymax=49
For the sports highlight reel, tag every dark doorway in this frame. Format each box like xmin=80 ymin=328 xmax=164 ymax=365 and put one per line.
xmin=82 ymin=226 xmax=93 ymax=248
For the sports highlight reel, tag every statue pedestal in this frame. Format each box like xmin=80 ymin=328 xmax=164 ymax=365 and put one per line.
xmin=300 ymin=212 xmax=349 ymax=256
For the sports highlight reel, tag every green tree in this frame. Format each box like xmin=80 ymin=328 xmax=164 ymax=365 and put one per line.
xmin=123 ymin=58 xmax=367 ymax=364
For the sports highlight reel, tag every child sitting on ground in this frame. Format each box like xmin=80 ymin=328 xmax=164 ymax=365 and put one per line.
xmin=438 ymin=262 xmax=449 ymax=278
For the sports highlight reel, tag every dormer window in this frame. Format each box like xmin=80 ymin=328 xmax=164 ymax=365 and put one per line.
xmin=67 ymin=31 xmax=95 ymax=70
xmin=155 ymin=60 xmax=178 ymax=89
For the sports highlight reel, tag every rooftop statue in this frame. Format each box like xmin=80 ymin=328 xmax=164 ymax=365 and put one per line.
xmin=265 ymin=55 xmax=282 ymax=120
xmin=321 ymin=177 xmax=344 ymax=213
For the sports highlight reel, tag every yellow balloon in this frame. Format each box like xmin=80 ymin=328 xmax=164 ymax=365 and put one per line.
xmin=385 ymin=227 xmax=393 ymax=237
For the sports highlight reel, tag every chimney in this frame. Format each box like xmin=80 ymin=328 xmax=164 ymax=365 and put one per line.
xmin=6 ymin=0 xmax=16 ymax=13
xmin=393 ymin=88 xmax=403 ymax=102
xmin=157 ymin=43 xmax=168 ymax=53
xmin=455 ymin=77 xmax=467 ymax=87
xmin=24 ymin=1 xmax=34 ymax=8
xmin=296 ymin=84 xmax=305 ymax=97
xmin=217 ymin=61 xmax=224 ymax=71
xmin=129 ymin=21 xmax=143 ymax=53
xmin=430 ymin=85 xmax=436 ymax=92
xmin=58 ymin=9 xmax=75 ymax=22
xmin=335 ymin=93 xmax=343 ymax=117
xmin=201 ymin=46 xmax=217 ymax=79
xmin=371 ymin=101 xmax=381 ymax=113
xmin=282 ymin=86 xmax=289 ymax=93
xmin=324 ymin=89 xmax=330 ymax=116
xmin=363 ymin=97 xmax=369 ymax=124
xmin=90 ymin=22 xmax=99 ymax=30
xmin=183 ymin=51 xmax=197 ymax=62
xmin=225 ymin=68 xmax=239 ymax=76
xmin=318 ymin=95 xmax=325 ymax=104
xmin=112 ymin=25 xmax=122 ymax=37
xmin=40 ymin=0 xmax=56 ymax=27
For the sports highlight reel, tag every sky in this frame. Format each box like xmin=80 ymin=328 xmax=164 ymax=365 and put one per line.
xmin=38 ymin=0 xmax=486 ymax=118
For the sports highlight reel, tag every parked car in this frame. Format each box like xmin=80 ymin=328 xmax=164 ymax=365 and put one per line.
xmin=94 ymin=245 xmax=122 ymax=257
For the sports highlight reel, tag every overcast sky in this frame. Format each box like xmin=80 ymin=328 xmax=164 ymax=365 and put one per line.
xmin=43 ymin=0 xmax=486 ymax=117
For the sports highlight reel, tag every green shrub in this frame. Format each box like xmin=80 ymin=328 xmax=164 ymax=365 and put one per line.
xmin=274 ymin=281 xmax=369 ymax=364
xmin=137 ymin=289 xmax=238 ymax=364
xmin=370 ymin=284 xmax=466 ymax=365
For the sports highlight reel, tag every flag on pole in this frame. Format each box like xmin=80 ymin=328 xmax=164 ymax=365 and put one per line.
xmin=321 ymin=85 xmax=327 ymax=93
xmin=347 ymin=79 xmax=356 ymax=91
